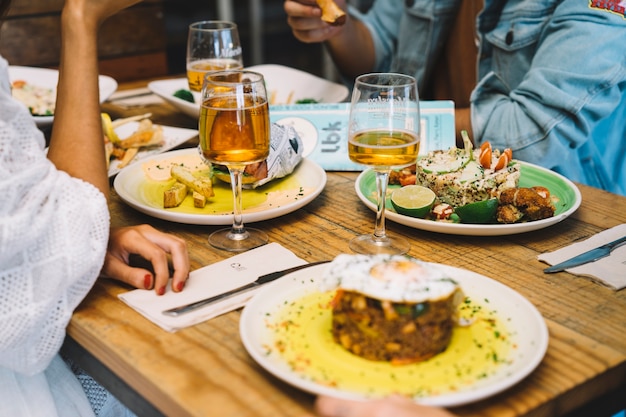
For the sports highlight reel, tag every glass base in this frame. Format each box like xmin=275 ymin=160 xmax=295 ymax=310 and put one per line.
xmin=349 ymin=234 xmax=410 ymax=255
xmin=208 ymin=227 xmax=268 ymax=252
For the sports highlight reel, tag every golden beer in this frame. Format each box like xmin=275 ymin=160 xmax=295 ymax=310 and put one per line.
xmin=348 ymin=129 xmax=420 ymax=168
xmin=199 ymin=95 xmax=270 ymax=164
xmin=187 ymin=59 xmax=243 ymax=92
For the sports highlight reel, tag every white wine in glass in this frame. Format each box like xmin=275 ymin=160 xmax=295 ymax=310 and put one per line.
xmin=348 ymin=73 xmax=420 ymax=255
xmin=199 ymin=70 xmax=270 ymax=251
xmin=186 ymin=21 xmax=244 ymax=92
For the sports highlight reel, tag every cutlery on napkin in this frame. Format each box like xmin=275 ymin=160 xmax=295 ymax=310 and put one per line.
xmin=538 ymin=223 xmax=626 ymax=290
xmin=118 ymin=243 xmax=309 ymax=332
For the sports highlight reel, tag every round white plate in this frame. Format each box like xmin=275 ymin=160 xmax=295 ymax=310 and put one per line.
xmin=147 ymin=64 xmax=349 ymax=119
xmin=355 ymin=161 xmax=582 ymax=236
xmin=8 ymin=65 xmax=117 ymax=129
xmin=113 ymin=148 xmax=326 ymax=225
xmin=240 ymin=263 xmax=549 ymax=407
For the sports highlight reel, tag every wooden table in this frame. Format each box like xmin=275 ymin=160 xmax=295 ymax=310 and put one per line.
xmin=63 ymin=79 xmax=626 ymax=417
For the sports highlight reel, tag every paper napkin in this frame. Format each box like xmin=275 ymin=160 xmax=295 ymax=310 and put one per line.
xmin=107 ymin=88 xmax=164 ymax=108
xmin=538 ymin=223 xmax=626 ymax=290
xmin=118 ymin=242 xmax=307 ymax=332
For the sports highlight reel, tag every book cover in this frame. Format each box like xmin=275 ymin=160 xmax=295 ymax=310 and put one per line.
xmin=270 ymin=101 xmax=455 ymax=171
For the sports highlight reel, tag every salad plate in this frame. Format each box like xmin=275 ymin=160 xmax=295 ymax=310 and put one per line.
xmin=355 ymin=161 xmax=582 ymax=236
xmin=147 ymin=64 xmax=349 ymax=119
xmin=240 ymin=262 xmax=549 ymax=407
xmin=114 ymin=148 xmax=326 ymax=225
xmin=8 ymin=65 xmax=117 ymax=129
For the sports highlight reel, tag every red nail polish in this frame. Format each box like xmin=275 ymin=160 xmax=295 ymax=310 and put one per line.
xmin=176 ymin=281 xmax=185 ymax=292
xmin=157 ymin=286 xmax=166 ymax=296
xmin=144 ymin=274 xmax=152 ymax=289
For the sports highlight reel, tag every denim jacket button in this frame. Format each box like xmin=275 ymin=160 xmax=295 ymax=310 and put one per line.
xmin=505 ymin=30 xmax=514 ymax=45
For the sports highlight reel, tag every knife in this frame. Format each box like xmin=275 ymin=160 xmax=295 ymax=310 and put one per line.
xmin=543 ymin=235 xmax=626 ymax=273
xmin=162 ymin=260 xmax=330 ymax=316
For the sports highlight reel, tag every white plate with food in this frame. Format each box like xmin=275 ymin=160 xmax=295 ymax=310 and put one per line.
xmin=8 ymin=65 xmax=118 ymax=129
xmin=113 ymin=147 xmax=326 ymax=225
xmin=240 ymin=262 xmax=549 ymax=407
xmin=355 ymin=161 xmax=582 ymax=236
xmin=147 ymin=64 xmax=350 ymax=119
xmin=107 ymin=119 xmax=198 ymax=177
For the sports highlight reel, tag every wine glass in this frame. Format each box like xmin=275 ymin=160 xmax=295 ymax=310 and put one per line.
xmin=199 ymin=70 xmax=270 ymax=251
xmin=186 ymin=21 xmax=244 ymax=92
xmin=347 ymin=73 xmax=421 ymax=255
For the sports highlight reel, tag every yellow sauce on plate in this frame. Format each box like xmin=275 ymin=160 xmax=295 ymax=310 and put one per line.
xmin=263 ymin=291 xmax=515 ymax=399
xmin=139 ymin=155 xmax=307 ymax=214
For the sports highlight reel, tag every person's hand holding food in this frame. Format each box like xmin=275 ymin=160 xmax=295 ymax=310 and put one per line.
xmin=101 ymin=225 xmax=190 ymax=295
xmin=284 ymin=0 xmax=347 ymax=43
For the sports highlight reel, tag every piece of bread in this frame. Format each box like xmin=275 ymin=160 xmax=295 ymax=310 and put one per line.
xmin=164 ymin=181 xmax=188 ymax=208
xmin=316 ymin=0 xmax=346 ymax=26
xmin=170 ymin=164 xmax=214 ymax=199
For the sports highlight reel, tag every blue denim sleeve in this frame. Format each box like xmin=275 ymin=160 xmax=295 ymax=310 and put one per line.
xmin=472 ymin=0 xmax=626 ymax=193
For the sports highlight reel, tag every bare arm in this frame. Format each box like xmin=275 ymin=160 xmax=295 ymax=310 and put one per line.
xmin=47 ymin=0 xmax=141 ymax=198
xmin=284 ymin=0 xmax=376 ymax=78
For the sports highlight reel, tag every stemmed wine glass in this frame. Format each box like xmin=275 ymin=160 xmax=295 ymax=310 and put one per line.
xmin=347 ymin=73 xmax=421 ymax=255
xmin=186 ymin=20 xmax=243 ymax=92
xmin=199 ymin=70 xmax=270 ymax=251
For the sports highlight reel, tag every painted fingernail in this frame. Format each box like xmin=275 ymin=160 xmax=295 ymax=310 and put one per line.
xmin=157 ymin=286 xmax=166 ymax=296
xmin=176 ymin=281 xmax=185 ymax=292
xmin=144 ymin=274 xmax=152 ymax=289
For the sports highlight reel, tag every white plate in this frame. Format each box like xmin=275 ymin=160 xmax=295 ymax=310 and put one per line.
xmin=113 ymin=148 xmax=326 ymax=225
xmin=240 ymin=263 xmax=549 ymax=407
xmin=108 ymin=123 xmax=198 ymax=177
xmin=147 ymin=64 xmax=349 ymax=119
xmin=355 ymin=161 xmax=582 ymax=236
xmin=8 ymin=65 xmax=118 ymax=129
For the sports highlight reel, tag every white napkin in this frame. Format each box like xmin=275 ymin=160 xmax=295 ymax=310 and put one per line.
xmin=538 ymin=223 xmax=626 ymax=290
xmin=118 ymin=243 xmax=306 ymax=332
xmin=107 ymin=87 xmax=165 ymax=108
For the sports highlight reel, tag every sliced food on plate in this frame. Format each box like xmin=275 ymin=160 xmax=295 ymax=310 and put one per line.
xmin=102 ymin=112 xmax=164 ymax=169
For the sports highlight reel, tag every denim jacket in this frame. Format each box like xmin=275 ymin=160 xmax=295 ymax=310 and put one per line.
xmin=353 ymin=0 xmax=626 ymax=195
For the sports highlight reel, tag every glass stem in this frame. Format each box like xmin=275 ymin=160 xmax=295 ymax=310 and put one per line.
xmin=229 ymin=166 xmax=248 ymax=240
xmin=373 ymin=169 xmax=390 ymax=242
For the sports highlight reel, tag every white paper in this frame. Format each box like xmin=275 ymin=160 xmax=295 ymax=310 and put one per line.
xmin=118 ymin=242 xmax=307 ymax=332
xmin=538 ymin=224 xmax=626 ymax=290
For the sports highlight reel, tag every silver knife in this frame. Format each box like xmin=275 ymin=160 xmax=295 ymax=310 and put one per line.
xmin=162 ymin=260 xmax=330 ymax=316
xmin=543 ymin=235 xmax=626 ymax=273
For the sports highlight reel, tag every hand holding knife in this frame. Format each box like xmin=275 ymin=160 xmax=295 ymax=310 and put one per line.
xmin=543 ymin=235 xmax=626 ymax=273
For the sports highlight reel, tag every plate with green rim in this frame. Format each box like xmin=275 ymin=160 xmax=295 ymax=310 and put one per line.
xmin=355 ymin=161 xmax=581 ymax=236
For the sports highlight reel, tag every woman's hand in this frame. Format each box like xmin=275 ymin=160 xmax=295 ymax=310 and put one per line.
xmin=101 ymin=225 xmax=190 ymax=295
xmin=284 ymin=0 xmax=347 ymax=43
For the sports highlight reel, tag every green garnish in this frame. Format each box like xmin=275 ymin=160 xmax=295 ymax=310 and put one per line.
xmin=173 ymin=89 xmax=194 ymax=103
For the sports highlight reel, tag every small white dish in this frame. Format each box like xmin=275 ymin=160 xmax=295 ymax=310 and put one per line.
xmin=8 ymin=65 xmax=118 ymax=129
xmin=240 ymin=262 xmax=549 ymax=407
xmin=147 ymin=64 xmax=349 ymax=119
xmin=113 ymin=147 xmax=327 ymax=225
xmin=108 ymin=123 xmax=198 ymax=177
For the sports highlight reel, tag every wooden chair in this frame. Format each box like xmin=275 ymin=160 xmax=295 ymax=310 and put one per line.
xmin=0 ymin=0 xmax=168 ymax=82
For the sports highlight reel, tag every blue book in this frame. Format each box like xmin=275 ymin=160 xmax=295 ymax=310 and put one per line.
xmin=270 ymin=101 xmax=455 ymax=171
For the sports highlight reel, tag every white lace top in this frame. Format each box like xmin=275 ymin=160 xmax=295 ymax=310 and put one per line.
xmin=0 ymin=55 xmax=110 ymax=416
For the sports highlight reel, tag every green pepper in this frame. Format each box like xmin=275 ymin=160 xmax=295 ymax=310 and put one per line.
xmin=173 ymin=89 xmax=194 ymax=103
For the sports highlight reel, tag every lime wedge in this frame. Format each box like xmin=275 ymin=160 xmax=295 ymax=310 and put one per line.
xmin=391 ymin=185 xmax=436 ymax=218
xmin=454 ymin=198 xmax=498 ymax=224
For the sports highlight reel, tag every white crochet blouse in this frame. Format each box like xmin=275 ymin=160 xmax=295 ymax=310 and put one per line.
xmin=0 ymin=56 xmax=110 ymax=416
